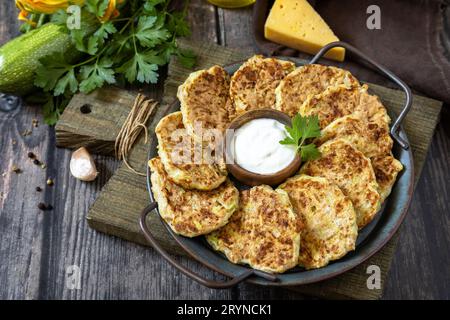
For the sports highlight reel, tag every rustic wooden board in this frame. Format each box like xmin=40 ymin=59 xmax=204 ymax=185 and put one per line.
xmin=56 ymin=89 xmax=136 ymax=156
xmin=53 ymin=40 xmax=443 ymax=299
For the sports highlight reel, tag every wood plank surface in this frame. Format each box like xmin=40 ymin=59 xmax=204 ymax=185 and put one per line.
xmin=0 ymin=0 xmax=448 ymax=300
xmin=0 ymin=1 xmax=43 ymax=300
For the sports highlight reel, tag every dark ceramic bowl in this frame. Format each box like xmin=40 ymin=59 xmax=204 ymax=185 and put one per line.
xmin=225 ymin=109 xmax=301 ymax=186
xmin=140 ymin=42 xmax=414 ymax=288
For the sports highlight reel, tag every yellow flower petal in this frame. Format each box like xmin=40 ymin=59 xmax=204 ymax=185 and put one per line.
xmin=17 ymin=9 xmax=37 ymax=26
xmin=16 ymin=0 xmax=121 ymax=23
xmin=15 ymin=0 xmax=85 ymax=15
xmin=100 ymin=0 xmax=121 ymax=22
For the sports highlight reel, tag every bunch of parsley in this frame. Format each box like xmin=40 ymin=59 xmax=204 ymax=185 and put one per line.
xmin=34 ymin=0 xmax=195 ymax=124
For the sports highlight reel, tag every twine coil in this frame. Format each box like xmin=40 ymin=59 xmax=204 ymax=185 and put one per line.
xmin=115 ymin=94 xmax=158 ymax=176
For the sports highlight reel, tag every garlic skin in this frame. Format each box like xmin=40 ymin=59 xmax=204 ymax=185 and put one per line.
xmin=70 ymin=147 xmax=98 ymax=181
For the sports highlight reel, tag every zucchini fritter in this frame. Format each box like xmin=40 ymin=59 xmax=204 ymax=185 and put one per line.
xmin=316 ymin=115 xmax=402 ymax=203
xmin=207 ymin=185 xmax=302 ymax=273
xmin=275 ymin=64 xmax=360 ymax=117
xmin=230 ymin=55 xmax=295 ymax=116
xmin=371 ymin=154 xmax=403 ymax=202
xmin=316 ymin=114 xmax=393 ymax=158
xmin=148 ymin=157 xmax=239 ymax=237
xmin=155 ymin=112 xmax=227 ymax=190
xmin=300 ymin=85 xmax=391 ymax=129
xmin=178 ymin=65 xmax=233 ymax=140
xmin=278 ymin=175 xmax=358 ymax=269
xmin=300 ymin=139 xmax=381 ymax=229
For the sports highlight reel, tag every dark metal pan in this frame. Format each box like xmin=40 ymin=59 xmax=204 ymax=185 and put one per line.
xmin=139 ymin=42 xmax=415 ymax=288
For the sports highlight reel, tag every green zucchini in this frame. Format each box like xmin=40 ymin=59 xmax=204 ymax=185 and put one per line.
xmin=0 ymin=24 xmax=78 ymax=96
xmin=0 ymin=18 xmax=97 ymax=96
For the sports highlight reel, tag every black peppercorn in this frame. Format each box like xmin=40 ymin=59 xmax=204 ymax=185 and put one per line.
xmin=33 ymin=159 xmax=41 ymax=165
xmin=12 ymin=165 xmax=21 ymax=174
xmin=46 ymin=204 xmax=53 ymax=210
xmin=37 ymin=203 xmax=47 ymax=210
xmin=36 ymin=187 xmax=42 ymax=192
xmin=28 ymin=152 xmax=35 ymax=159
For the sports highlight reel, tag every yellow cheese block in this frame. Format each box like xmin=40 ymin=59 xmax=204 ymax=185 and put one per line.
xmin=264 ymin=0 xmax=345 ymax=62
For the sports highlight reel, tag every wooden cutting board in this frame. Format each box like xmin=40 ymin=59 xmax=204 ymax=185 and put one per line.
xmin=55 ymin=40 xmax=442 ymax=299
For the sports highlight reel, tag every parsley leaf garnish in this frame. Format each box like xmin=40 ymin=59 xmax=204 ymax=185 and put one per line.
xmin=34 ymin=52 xmax=78 ymax=96
xmin=79 ymin=57 xmax=116 ymax=93
xmin=54 ymin=69 xmax=78 ymax=96
xmin=85 ymin=0 xmax=109 ymax=17
xmin=94 ymin=21 xmax=117 ymax=41
xmin=42 ymin=94 xmax=70 ymax=125
xmin=279 ymin=114 xmax=322 ymax=162
xmin=299 ymin=143 xmax=321 ymax=162
xmin=135 ymin=16 xmax=170 ymax=48
xmin=116 ymin=51 xmax=163 ymax=84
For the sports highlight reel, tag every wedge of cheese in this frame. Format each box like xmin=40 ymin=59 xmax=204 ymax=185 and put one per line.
xmin=264 ymin=0 xmax=345 ymax=61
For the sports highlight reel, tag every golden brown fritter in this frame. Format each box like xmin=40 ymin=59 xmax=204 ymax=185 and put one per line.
xmin=275 ymin=64 xmax=360 ymax=117
xmin=358 ymin=90 xmax=392 ymax=126
xmin=206 ymin=185 xmax=302 ymax=273
xmin=155 ymin=112 xmax=227 ymax=190
xmin=230 ymin=55 xmax=295 ymax=116
xmin=148 ymin=157 xmax=239 ymax=237
xmin=300 ymin=85 xmax=391 ymax=129
xmin=178 ymin=65 xmax=233 ymax=139
xmin=316 ymin=114 xmax=393 ymax=158
xmin=316 ymin=114 xmax=402 ymax=203
xmin=371 ymin=154 xmax=403 ymax=202
xmin=278 ymin=175 xmax=357 ymax=269
xmin=300 ymin=139 xmax=381 ymax=229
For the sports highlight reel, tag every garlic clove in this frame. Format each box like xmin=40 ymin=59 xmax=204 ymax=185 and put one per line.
xmin=70 ymin=147 xmax=98 ymax=182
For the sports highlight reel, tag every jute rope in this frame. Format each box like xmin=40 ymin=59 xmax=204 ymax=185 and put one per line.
xmin=115 ymin=94 xmax=158 ymax=176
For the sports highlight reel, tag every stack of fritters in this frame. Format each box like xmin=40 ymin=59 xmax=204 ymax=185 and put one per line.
xmin=149 ymin=55 xmax=403 ymax=273
xmin=150 ymin=66 xmax=239 ymax=238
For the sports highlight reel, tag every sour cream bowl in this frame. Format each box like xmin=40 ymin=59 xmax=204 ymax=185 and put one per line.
xmin=225 ymin=109 xmax=301 ymax=186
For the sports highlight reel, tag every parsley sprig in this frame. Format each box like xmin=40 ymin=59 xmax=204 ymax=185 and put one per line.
xmin=32 ymin=0 xmax=195 ymax=124
xmin=279 ymin=114 xmax=321 ymax=162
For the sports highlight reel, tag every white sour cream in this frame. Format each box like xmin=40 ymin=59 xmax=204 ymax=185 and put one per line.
xmin=233 ymin=118 xmax=297 ymax=175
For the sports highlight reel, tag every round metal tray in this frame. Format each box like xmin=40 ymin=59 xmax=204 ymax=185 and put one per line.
xmin=139 ymin=42 xmax=414 ymax=288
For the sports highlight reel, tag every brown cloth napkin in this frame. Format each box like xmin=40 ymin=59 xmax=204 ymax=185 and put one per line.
xmin=253 ymin=0 xmax=450 ymax=104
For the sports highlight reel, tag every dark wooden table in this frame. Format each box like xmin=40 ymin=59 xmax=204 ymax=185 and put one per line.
xmin=0 ymin=1 xmax=449 ymax=300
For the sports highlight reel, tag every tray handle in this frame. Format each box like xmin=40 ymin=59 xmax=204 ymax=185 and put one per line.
xmin=139 ymin=203 xmax=278 ymax=289
xmin=308 ymin=41 xmax=412 ymax=150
